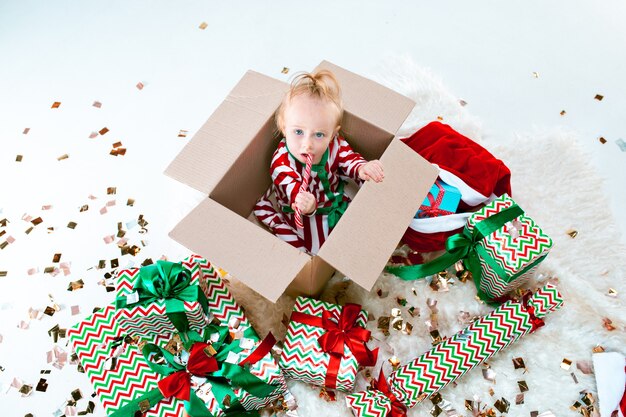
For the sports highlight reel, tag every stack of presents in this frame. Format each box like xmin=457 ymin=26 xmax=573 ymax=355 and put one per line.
xmin=69 ymin=62 xmax=562 ymax=416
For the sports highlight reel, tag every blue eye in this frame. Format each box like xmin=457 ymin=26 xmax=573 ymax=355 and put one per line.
xmin=315 ymin=132 xmax=325 ymax=138
xmin=295 ymin=129 xmax=303 ymax=136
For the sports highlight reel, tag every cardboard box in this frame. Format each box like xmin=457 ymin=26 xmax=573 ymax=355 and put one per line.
xmin=165 ymin=61 xmax=438 ymax=302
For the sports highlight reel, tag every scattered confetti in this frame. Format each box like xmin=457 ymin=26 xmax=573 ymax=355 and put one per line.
xmin=560 ymin=358 xmax=572 ymax=370
xmin=518 ymin=380 xmax=529 ymax=392
xmin=376 ymin=288 xmax=388 ymax=298
xmin=560 ymin=110 xmax=566 ymax=116
xmin=516 ymin=393 xmax=524 ymax=404
xmin=281 ymin=67 xmax=289 ymax=74
xmin=532 ymin=72 xmax=540 ymax=78
xmin=89 ymin=131 xmax=98 ymax=139
xmin=459 ymin=99 xmax=467 ymax=106
xmin=127 ymin=198 xmax=135 ymax=206
xmin=16 ymin=155 xmax=23 ymax=162
xmin=616 ymin=138 xmax=626 ymax=152
xmin=566 ymin=229 xmax=578 ymax=238
xmin=57 ymin=153 xmax=69 ymax=161
xmin=571 ymin=372 xmax=578 ymax=383
xmin=51 ymin=101 xmax=61 ymax=109
xmin=136 ymin=82 xmax=144 ymax=90
xmin=594 ymin=94 xmax=604 ymax=101
xmin=67 ymin=221 xmax=77 ymax=229
xmin=607 ymin=288 xmax=617 ymax=297
xmin=67 ymin=279 xmax=84 ymax=291
xmin=93 ymin=100 xmax=102 ymax=108
xmin=0 ymin=271 xmax=7 ymax=277
xmin=178 ymin=129 xmax=188 ymax=138
xmin=493 ymin=398 xmax=510 ymax=413
xmin=52 ymin=253 xmax=62 ymax=263
xmin=23 ymin=127 xmax=30 ymax=134
xmin=99 ymin=127 xmax=109 ymax=135
xmin=512 ymin=357 xmax=526 ymax=370
xmin=602 ymin=317 xmax=616 ymax=331
xmin=199 ymin=21 xmax=208 ymax=30
xmin=599 ymin=137 xmax=607 ymax=144
xmin=482 ymin=367 xmax=496 ymax=383
xmin=388 ymin=355 xmax=401 ymax=370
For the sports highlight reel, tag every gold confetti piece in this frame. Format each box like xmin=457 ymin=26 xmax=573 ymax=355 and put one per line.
xmin=0 ymin=271 xmax=7 ymax=277
xmin=0 ymin=241 xmax=8 ymax=250
xmin=567 ymin=229 xmax=578 ymax=238
xmin=57 ymin=153 xmax=69 ymax=161
xmin=107 ymin=187 xmax=117 ymax=195
xmin=99 ymin=127 xmax=109 ymax=135
xmin=44 ymin=306 xmax=56 ymax=316
xmin=52 ymin=253 xmax=62 ymax=263
xmin=560 ymin=110 xmax=566 ymax=116
xmin=376 ymin=288 xmax=388 ymax=298
xmin=67 ymin=221 xmax=77 ymax=229
xmin=110 ymin=258 xmax=119 ymax=268
xmin=598 ymin=137 xmax=607 ymax=144
xmin=136 ymin=82 xmax=144 ymax=90
xmin=79 ymin=204 xmax=88 ymax=212
xmin=93 ymin=101 xmax=102 ymax=108
xmin=436 ymin=116 xmax=444 ymax=121
xmin=110 ymin=147 xmax=127 ymax=156
xmin=532 ymin=71 xmax=540 ymax=78
xmin=126 ymin=198 xmax=135 ymax=207
xmin=31 ymin=217 xmax=43 ymax=225
xmin=607 ymin=288 xmax=617 ymax=297
xmin=281 ymin=67 xmax=289 ymax=74
xmin=430 ymin=404 xmax=442 ymax=417
xmin=517 ymin=380 xmax=529 ymax=392
xmin=482 ymin=368 xmax=496 ymax=383
xmin=459 ymin=99 xmax=467 ymax=106
xmin=199 ymin=21 xmax=208 ymax=30
xmin=16 ymin=155 xmax=23 ymax=162
xmin=23 ymin=127 xmax=30 ymax=134
xmin=512 ymin=357 xmax=526 ymax=369
xmin=51 ymin=101 xmax=61 ymax=109
xmin=561 ymin=358 xmax=572 ymax=370
xmin=178 ymin=129 xmax=188 ymax=138
xmin=594 ymin=94 xmax=604 ymax=101
xmin=36 ymin=378 xmax=48 ymax=392
xmin=515 ymin=393 xmax=524 ymax=405
xmin=571 ymin=372 xmax=578 ymax=383
xmin=603 ymin=317 xmax=616 ymax=331
xmin=89 ymin=131 xmax=98 ymax=139
xmin=67 ymin=279 xmax=84 ymax=291
xmin=388 ymin=355 xmax=401 ymax=369
xmin=494 ymin=398 xmax=510 ymax=413
xmin=430 ymin=329 xmax=442 ymax=345
xmin=430 ymin=393 xmax=442 ymax=405
xmin=407 ymin=306 xmax=419 ymax=317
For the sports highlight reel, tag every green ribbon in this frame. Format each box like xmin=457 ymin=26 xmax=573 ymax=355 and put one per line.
xmin=386 ymin=204 xmax=524 ymax=302
xmin=109 ymin=325 xmax=278 ymax=417
xmin=115 ymin=260 xmax=209 ymax=333
xmin=282 ymin=146 xmax=350 ymax=230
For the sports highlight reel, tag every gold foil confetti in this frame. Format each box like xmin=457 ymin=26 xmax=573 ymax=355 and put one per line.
xmin=407 ymin=306 xmax=419 ymax=317
xmin=602 ymin=317 xmax=616 ymax=331
xmin=430 ymin=393 xmax=442 ymax=405
xmin=482 ymin=367 xmax=496 ymax=383
xmin=0 ymin=271 xmax=7 ymax=277
xmin=178 ymin=129 xmax=188 ymax=137
xmin=518 ymin=380 xmax=529 ymax=392
xmin=516 ymin=393 xmax=524 ymax=404
xmin=436 ymin=116 xmax=444 ymax=121
xmin=16 ymin=155 xmax=23 ymax=162
xmin=571 ymin=372 xmax=579 ymax=383
xmin=79 ymin=205 xmax=88 ymax=212
xmin=532 ymin=72 xmax=539 ymax=78
xmin=93 ymin=101 xmax=102 ymax=108
xmin=388 ymin=355 xmax=401 ymax=369
xmin=199 ymin=22 xmax=208 ymax=30
xmin=376 ymin=288 xmax=388 ymax=298
xmin=594 ymin=94 xmax=604 ymax=101
xmin=281 ymin=67 xmax=289 ymax=74
xmin=52 ymin=253 xmax=62 ymax=263
xmin=67 ymin=279 xmax=84 ymax=291
xmin=599 ymin=137 xmax=607 ymax=144
xmin=494 ymin=398 xmax=510 ymax=413
xmin=31 ymin=217 xmax=43 ymax=225
xmin=99 ymin=127 xmax=109 ymax=135
xmin=67 ymin=221 xmax=77 ymax=229
xmin=430 ymin=329 xmax=442 ymax=345
xmin=459 ymin=99 xmax=467 ymax=106
xmin=136 ymin=82 xmax=144 ymax=90
xmin=560 ymin=110 xmax=566 ymax=116
xmin=561 ymin=358 xmax=572 ymax=370
xmin=607 ymin=288 xmax=617 ymax=297
xmin=23 ymin=127 xmax=30 ymax=134
xmin=430 ymin=405 xmax=442 ymax=416
xmin=57 ymin=153 xmax=69 ymax=161
xmin=89 ymin=131 xmax=98 ymax=138
xmin=51 ymin=101 xmax=61 ymax=109
xmin=566 ymin=229 xmax=578 ymax=238
xmin=107 ymin=187 xmax=117 ymax=195
xmin=512 ymin=357 xmax=526 ymax=370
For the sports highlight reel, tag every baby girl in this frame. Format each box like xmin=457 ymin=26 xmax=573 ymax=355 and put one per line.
xmin=254 ymin=69 xmax=384 ymax=254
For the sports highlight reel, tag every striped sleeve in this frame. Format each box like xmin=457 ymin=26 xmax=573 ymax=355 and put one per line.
xmin=336 ymin=136 xmax=367 ymax=181
xmin=271 ymin=145 xmax=301 ymax=206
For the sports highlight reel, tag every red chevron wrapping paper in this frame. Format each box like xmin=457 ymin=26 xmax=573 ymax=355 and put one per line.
xmin=346 ymin=284 xmax=563 ymax=417
xmin=467 ymin=194 xmax=553 ymax=299
xmin=279 ymin=297 xmax=370 ymax=392
xmin=115 ymin=256 xmax=209 ymax=338
xmin=68 ymin=255 xmax=290 ymax=416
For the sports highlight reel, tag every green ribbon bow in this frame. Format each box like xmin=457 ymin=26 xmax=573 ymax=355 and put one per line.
xmin=110 ymin=325 xmax=278 ymax=417
xmin=115 ymin=261 xmax=209 ymax=333
xmin=386 ymin=203 xmax=524 ymax=302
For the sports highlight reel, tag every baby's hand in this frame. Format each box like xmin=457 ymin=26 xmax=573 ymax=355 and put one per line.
xmin=292 ymin=191 xmax=317 ymax=215
xmin=359 ymin=160 xmax=384 ymax=183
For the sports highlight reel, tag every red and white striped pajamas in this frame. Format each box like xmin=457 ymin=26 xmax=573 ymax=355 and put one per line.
xmin=254 ymin=136 xmax=367 ymax=254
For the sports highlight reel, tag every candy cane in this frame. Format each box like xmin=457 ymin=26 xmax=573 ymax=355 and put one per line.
xmin=294 ymin=153 xmax=313 ymax=229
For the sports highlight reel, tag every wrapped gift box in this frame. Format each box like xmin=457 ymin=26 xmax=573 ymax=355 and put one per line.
xmin=279 ymin=297 xmax=376 ymax=392
xmin=68 ymin=256 xmax=290 ymax=416
xmin=467 ymin=194 xmax=553 ymax=299
xmin=415 ymin=179 xmax=461 ymax=218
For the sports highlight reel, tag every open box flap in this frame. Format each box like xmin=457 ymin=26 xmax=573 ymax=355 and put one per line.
xmin=164 ymin=71 xmax=287 ymax=194
xmin=315 ymin=61 xmax=415 ymax=136
xmin=317 ymin=139 xmax=438 ymax=291
xmin=169 ymin=198 xmax=310 ymax=303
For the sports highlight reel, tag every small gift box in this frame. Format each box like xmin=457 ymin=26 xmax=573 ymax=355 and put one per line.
xmin=415 ymin=179 xmax=462 ymax=218
xmin=69 ymin=256 xmax=292 ymax=416
xmin=279 ymin=297 xmax=377 ymax=392
xmin=115 ymin=256 xmax=210 ymax=337
xmin=389 ymin=194 xmax=553 ymax=301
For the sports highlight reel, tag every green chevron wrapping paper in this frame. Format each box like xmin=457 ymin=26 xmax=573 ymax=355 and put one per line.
xmin=115 ymin=256 xmax=209 ymax=338
xmin=279 ymin=297 xmax=375 ymax=393
xmin=466 ymin=194 xmax=553 ymax=299
xmin=68 ymin=255 xmax=290 ymax=416
xmin=345 ymin=284 xmax=563 ymax=417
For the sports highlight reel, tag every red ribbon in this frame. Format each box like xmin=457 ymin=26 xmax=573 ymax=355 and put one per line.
xmin=417 ymin=181 xmax=454 ymax=218
xmin=290 ymin=303 xmax=378 ymax=389
xmin=522 ymin=292 xmax=545 ymax=333
xmin=371 ymin=370 xmax=407 ymax=417
xmin=238 ymin=332 xmax=276 ymax=366
xmin=158 ymin=342 xmax=218 ymax=401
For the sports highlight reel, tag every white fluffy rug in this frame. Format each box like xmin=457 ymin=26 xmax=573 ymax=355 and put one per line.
xmin=226 ymin=58 xmax=626 ymax=416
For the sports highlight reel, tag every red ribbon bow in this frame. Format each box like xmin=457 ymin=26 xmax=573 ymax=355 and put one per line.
xmin=522 ymin=292 xmax=545 ymax=333
xmin=371 ymin=370 xmax=407 ymax=417
xmin=158 ymin=342 xmax=218 ymax=401
xmin=291 ymin=303 xmax=378 ymax=390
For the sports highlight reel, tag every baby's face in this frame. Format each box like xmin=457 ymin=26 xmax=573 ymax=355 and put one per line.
xmin=282 ymin=94 xmax=340 ymax=165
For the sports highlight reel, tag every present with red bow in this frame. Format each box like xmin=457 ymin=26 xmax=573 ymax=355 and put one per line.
xmin=415 ymin=179 xmax=461 ymax=219
xmin=279 ymin=297 xmax=378 ymax=392
xmin=345 ymin=284 xmax=563 ymax=417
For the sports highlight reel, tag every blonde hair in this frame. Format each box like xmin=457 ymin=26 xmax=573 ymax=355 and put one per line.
xmin=275 ymin=69 xmax=343 ymax=134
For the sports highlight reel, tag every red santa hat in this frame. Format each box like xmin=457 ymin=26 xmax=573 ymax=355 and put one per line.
xmin=400 ymin=121 xmax=512 ymax=253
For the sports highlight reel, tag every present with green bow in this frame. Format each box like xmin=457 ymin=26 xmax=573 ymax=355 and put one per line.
xmin=386 ymin=194 xmax=553 ymax=301
xmin=115 ymin=257 xmax=210 ymax=338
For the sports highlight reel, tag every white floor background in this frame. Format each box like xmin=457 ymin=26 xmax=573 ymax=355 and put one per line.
xmin=1 ymin=1 xmax=625 ymax=416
